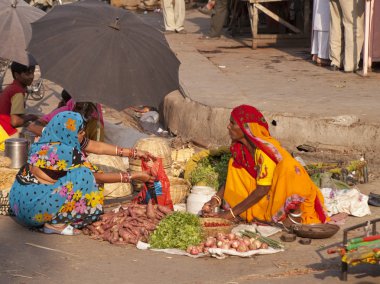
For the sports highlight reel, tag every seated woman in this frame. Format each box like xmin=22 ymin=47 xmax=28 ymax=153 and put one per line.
xmin=28 ymin=90 xmax=105 ymax=141
xmin=9 ymin=111 xmax=155 ymax=235
xmin=202 ymin=105 xmax=329 ymax=227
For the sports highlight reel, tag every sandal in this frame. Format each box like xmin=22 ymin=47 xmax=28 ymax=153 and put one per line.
xmin=42 ymin=224 xmax=81 ymax=236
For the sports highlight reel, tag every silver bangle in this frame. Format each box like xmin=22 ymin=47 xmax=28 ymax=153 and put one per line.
xmin=289 ymin=211 xmax=302 ymax=218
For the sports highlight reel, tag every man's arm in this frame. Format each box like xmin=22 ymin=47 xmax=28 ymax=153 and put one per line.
xmin=10 ymin=93 xmax=38 ymax=127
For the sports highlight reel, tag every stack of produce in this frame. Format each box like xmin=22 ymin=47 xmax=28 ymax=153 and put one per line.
xmin=149 ymin=212 xmax=203 ymax=250
xmin=186 ymin=231 xmax=284 ymax=255
xmin=82 ymin=202 xmax=172 ymax=245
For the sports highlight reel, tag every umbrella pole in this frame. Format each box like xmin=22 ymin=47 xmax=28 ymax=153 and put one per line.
xmin=362 ymin=0 xmax=371 ymax=76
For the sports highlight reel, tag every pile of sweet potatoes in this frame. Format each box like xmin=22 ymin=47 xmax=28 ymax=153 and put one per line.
xmin=82 ymin=201 xmax=172 ymax=245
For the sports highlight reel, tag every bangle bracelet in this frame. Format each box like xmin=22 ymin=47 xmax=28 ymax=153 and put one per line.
xmin=119 ymin=172 xmax=123 ymax=183
xmin=115 ymin=146 xmax=118 ymax=156
xmin=229 ymin=208 xmax=236 ymax=219
xmin=211 ymin=195 xmax=222 ymax=206
xmin=122 ymin=172 xmax=132 ymax=183
xmin=128 ymin=148 xmax=136 ymax=158
xmin=289 ymin=211 xmax=302 ymax=218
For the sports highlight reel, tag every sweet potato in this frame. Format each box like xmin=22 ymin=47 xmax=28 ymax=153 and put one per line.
xmin=146 ymin=200 xmax=156 ymax=220
xmin=157 ymin=205 xmax=172 ymax=215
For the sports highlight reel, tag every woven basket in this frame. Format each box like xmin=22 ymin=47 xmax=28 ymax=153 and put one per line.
xmin=169 ymin=177 xmax=191 ymax=204
xmin=200 ymin=217 xmax=235 ymax=238
xmin=0 ymin=189 xmax=13 ymax=216
xmin=129 ymin=137 xmax=172 ymax=174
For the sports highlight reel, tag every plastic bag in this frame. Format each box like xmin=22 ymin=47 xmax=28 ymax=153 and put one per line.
xmin=133 ymin=158 xmax=173 ymax=210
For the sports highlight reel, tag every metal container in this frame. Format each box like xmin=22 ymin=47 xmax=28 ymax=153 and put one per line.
xmin=21 ymin=130 xmax=37 ymax=146
xmin=4 ymin=138 xmax=29 ymax=168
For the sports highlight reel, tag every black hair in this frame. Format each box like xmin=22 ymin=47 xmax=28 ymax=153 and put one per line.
xmin=10 ymin=62 xmax=35 ymax=79
xmin=73 ymin=102 xmax=98 ymax=122
xmin=61 ymin=89 xmax=72 ymax=104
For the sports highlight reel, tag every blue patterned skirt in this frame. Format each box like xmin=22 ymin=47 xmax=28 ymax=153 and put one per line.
xmin=9 ymin=165 xmax=103 ymax=228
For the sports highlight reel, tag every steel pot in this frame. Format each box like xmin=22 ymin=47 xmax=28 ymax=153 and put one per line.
xmin=4 ymin=138 xmax=29 ymax=168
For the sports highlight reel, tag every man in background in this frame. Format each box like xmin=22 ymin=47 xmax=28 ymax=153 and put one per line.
xmin=0 ymin=62 xmax=38 ymax=151
xmin=329 ymin=0 xmax=365 ymax=72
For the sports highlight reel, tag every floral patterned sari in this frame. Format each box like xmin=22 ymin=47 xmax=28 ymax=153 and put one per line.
xmin=9 ymin=111 xmax=103 ymax=228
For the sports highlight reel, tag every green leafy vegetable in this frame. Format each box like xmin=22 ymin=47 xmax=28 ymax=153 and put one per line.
xmin=189 ymin=152 xmax=231 ymax=189
xmin=149 ymin=212 xmax=203 ymax=250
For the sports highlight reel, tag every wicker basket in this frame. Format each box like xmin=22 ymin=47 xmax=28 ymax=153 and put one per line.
xmin=200 ymin=217 xmax=235 ymax=238
xmin=0 ymin=189 xmax=13 ymax=216
xmin=129 ymin=137 xmax=172 ymax=174
xmin=169 ymin=177 xmax=191 ymax=204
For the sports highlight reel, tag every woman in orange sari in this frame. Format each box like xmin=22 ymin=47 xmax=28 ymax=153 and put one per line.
xmin=202 ymin=105 xmax=328 ymax=226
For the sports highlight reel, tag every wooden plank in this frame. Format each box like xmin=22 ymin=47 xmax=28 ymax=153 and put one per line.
xmin=255 ymin=3 xmax=302 ymax=34
xmin=252 ymin=4 xmax=259 ymax=49
xmin=303 ymin=0 xmax=311 ymax=35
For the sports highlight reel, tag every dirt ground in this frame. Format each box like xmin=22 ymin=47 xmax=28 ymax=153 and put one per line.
xmin=1 ymin=6 xmax=380 ymax=284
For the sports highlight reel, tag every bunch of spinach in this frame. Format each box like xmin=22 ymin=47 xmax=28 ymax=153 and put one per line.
xmin=149 ymin=212 xmax=203 ymax=250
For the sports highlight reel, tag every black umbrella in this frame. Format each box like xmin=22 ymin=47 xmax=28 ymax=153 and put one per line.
xmin=27 ymin=0 xmax=180 ymax=110
xmin=0 ymin=0 xmax=45 ymax=65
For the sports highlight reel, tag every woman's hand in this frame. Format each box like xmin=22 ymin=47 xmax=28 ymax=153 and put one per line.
xmin=201 ymin=198 xmax=219 ymax=215
xmin=203 ymin=210 xmax=235 ymax=221
xmin=132 ymin=171 xmax=156 ymax=183
xmin=136 ymin=150 xmax=156 ymax=161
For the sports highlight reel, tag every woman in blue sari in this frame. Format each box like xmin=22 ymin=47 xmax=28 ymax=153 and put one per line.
xmin=9 ymin=111 xmax=155 ymax=235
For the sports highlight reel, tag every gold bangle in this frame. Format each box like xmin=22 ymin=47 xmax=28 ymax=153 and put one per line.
xmin=229 ymin=208 xmax=236 ymax=219
xmin=119 ymin=172 xmax=123 ymax=183
xmin=115 ymin=146 xmax=118 ymax=156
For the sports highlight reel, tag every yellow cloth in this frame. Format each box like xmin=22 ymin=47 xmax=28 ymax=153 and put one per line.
xmin=0 ymin=125 xmax=10 ymax=151
xmin=224 ymin=122 xmax=328 ymax=224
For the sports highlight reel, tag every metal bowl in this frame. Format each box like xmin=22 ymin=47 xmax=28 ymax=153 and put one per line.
xmin=291 ymin=223 xmax=340 ymax=239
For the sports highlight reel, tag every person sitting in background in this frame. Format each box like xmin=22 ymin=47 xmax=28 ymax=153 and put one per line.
xmin=202 ymin=105 xmax=329 ymax=227
xmin=9 ymin=111 xmax=156 ymax=235
xmin=311 ymin=0 xmax=331 ymax=67
xmin=28 ymin=90 xmax=105 ymax=141
xmin=0 ymin=62 xmax=39 ymax=150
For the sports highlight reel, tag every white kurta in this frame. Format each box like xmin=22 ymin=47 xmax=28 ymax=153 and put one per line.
xmin=311 ymin=0 xmax=330 ymax=59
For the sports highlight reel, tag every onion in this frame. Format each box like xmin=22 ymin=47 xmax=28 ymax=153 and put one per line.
xmin=231 ymin=240 xmax=240 ymax=249
xmin=237 ymin=244 xmax=248 ymax=252
xmin=221 ymin=243 xmax=231 ymax=250
xmin=205 ymin=237 xmax=216 ymax=247
xmin=227 ymin=233 xmax=236 ymax=241
xmin=203 ymin=247 xmax=210 ymax=253
xmin=242 ymin=237 xmax=251 ymax=246
xmin=216 ymin=233 xmax=226 ymax=241
xmin=186 ymin=246 xmax=193 ymax=254
xmin=190 ymin=247 xmax=200 ymax=255
xmin=253 ymin=240 xmax=262 ymax=248
xmin=260 ymin=243 xmax=269 ymax=249
xmin=248 ymin=243 xmax=258 ymax=250
xmin=217 ymin=241 xmax=223 ymax=248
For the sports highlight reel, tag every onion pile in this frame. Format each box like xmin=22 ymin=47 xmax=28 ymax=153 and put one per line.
xmin=186 ymin=232 xmax=270 ymax=255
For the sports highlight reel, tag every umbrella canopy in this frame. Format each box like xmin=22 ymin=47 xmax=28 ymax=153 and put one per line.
xmin=27 ymin=1 xmax=180 ymax=110
xmin=0 ymin=0 xmax=45 ymax=65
